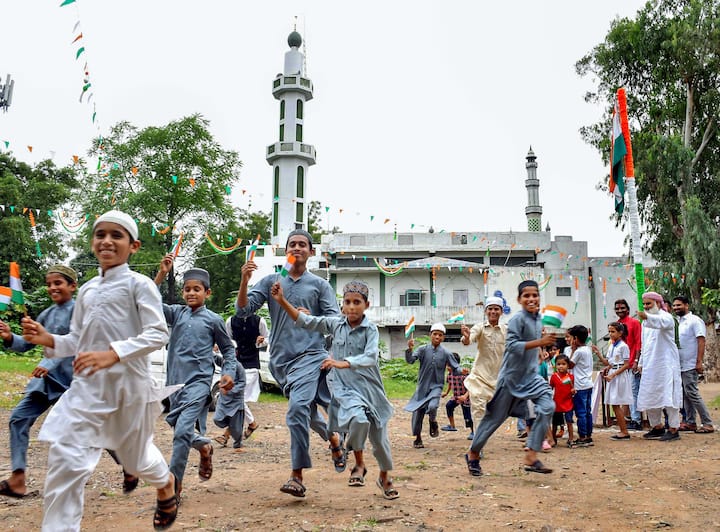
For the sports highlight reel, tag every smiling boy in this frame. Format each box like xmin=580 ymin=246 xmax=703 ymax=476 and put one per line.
xmin=21 ymin=210 xmax=176 ymax=530
xmin=155 ymin=254 xmax=237 ymax=494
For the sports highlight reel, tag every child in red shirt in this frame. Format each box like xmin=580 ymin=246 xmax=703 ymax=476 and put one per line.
xmin=550 ymin=354 xmax=576 ymax=447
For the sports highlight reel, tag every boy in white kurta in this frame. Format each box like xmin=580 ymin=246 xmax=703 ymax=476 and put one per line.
xmin=22 ymin=211 xmax=178 ymax=531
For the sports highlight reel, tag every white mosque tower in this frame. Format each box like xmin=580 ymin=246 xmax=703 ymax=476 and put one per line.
xmin=266 ymin=29 xmax=316 ymax=246
xmin=525 ymin=146 xmax=542 ymax=232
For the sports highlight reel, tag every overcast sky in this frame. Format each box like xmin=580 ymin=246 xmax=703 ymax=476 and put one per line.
xmin=2 ymin=0 xmax=647 ymax=256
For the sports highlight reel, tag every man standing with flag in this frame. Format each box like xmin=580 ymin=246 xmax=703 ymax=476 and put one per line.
xmin=235 ymin=229 xmax=344 ymax=498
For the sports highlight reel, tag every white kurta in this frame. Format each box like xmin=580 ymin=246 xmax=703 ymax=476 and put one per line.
xmin=636 ymin=311 xmax=682 ymax=411
xmin=39 ymin=264 xmax=171 ymax=450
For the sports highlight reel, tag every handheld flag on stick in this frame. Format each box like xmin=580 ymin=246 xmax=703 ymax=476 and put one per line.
xmin=0 ymin=286 xmax=11 ymax=311
xmin=448 ymin=310 xmax=465 ymax=323
xmin=541 ymin=305 xmax=567 ymax=329
xmin=247 ymin=234 xmax=260 ymax=261
xmin=9 ymin=262 xmax=24 ymax=305
xmin=615 ymin=88 xmax=645 ymax=311
xmin=404 ymin=316 xmax=415 ymax=338
xmin=280 ymin=254 xmax=296 ymax=277
xmin=170 ymin=232 xmax=184 ymax=258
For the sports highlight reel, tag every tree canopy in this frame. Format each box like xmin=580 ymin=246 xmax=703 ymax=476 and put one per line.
xmin=577 ymin=0 xmax=720 ymax=306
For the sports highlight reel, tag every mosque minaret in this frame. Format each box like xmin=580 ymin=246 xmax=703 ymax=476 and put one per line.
xmin=524 ymin=146 xmax=543 ymax=232
xmin=266 ymin=30 xmax=316 ymax=246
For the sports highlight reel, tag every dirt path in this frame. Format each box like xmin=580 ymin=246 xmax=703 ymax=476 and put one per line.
xmin=1 ymin=384 xmax=719 ymax=531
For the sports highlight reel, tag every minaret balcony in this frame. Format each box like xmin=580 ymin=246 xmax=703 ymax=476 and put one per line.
xmin=266 ymin=142 xmax=316 ymax=165
xmin=272 ymin=75 xmax=313 ymax=100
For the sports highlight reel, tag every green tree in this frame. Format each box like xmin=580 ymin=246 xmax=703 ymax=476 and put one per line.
xmin=76 ymin=114 xmax=242 ymax=302
xmin=0 ymin=152 xmax=79 ymax=305
xmin=576 ymin=0 xmax=720 ymax=309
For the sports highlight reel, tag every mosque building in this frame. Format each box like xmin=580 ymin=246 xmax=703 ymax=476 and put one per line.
xmin=251 ymin=30 xmax=640 ymax=357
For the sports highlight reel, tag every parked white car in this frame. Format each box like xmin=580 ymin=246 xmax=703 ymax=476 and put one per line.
xmin=258 ymin=345 xmax=279 ymax=391
xmin=149 ymin=347 xmax=223 ymax=411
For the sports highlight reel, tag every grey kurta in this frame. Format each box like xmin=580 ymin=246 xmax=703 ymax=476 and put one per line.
xmin=404 ymin=343 xmax=459 ymax=412
xmin=295 ymin=313 xmax=394 ymax=429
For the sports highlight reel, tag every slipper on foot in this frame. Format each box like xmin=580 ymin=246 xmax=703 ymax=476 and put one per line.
xmin=214 ymin=434 xmax=229 ymax=447
xmin=348 ymin=466 xmax=367 ymax=487
xmin=280 ymin=477 xmax=306 ymax=497
xmin=330 ymin=439 xmax=347 ymax=473
xmin=375 ymin=477 xmax=399 ymax=500
xmin=465 ymin=453 xmax=482 ymax=476
xmin=695 ymin=426 xmax=714 ymax=434
xmin=243 ymin=423 xmax=258 ymax=440
xmin=198 ymin=443 xmax=213 ymax=481
xmin=524 ymin=460 xmax=552 ymax=474
xmin=122 ymin=471 xmax=139 ymax=494
xmin=610 ymin=434 xmax=631 ymax=440
xmin=0 ymin=480 xmax=38 ymax=499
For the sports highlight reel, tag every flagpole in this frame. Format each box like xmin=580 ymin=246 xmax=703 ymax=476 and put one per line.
xmin=617 ymin=88 xmax=645 ymax=310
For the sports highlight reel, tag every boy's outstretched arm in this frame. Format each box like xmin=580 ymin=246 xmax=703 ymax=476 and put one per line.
xmin=270 ymin=282 xmax=300 ymax=322
xmin=21 ymin=317 xmax=54 ymax=348
xmin=154 ymin=253 xmax=174 ymax=286
xmin=236 ymin=261 xmax=258 ymax=309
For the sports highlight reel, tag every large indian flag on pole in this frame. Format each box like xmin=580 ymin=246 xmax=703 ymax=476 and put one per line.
xmin=0 ymin=286 xmax=11 ymax=311
xmin=9 ymin=262 xmax=24 ymax=304
xmin=541 ymin=305 xmax=567 ymax=328
xmin=610 ymin=101 xmax=627 ymax=214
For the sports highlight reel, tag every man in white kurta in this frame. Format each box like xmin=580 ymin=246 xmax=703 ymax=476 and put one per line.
xmin=636 ymin=292 xmax=683 ymax=441
xmin=460 ymin=297 xmax=507 ymax=436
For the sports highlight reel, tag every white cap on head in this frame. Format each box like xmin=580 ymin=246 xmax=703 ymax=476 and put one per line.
xmin=485 ymin=296 xmax=504 ymax=308
xmin=93 ymin=210 xmax=139 ymax=241
xmin=430 ymin=323 xmax=446 ymax=334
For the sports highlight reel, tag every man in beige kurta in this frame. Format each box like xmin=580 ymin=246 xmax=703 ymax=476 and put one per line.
xmin=460 ymin=297 xmax=507 ymax=426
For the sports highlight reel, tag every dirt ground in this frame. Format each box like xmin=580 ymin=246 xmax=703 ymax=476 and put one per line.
xmin=1 ymin=384 xmax=719 ymax=532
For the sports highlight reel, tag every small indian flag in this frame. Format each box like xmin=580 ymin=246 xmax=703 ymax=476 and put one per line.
xmin=280 ymin=254 xmax=296 ymax=277
xmin=404 ymin=316 xmax=415 ymax=338
xmin=246 ymin=234 xmax=260 ymax=261
xmin=561 ymin=376 xmax=572 ymax=385
xmin=541 ymin=305 xmax=567 ymax=328
xmin=448 ymin=311 xmax=464 ymax=323
xmin=170 ymin=232 xmax=184 ymax=258
xmin=0 ymin=286 xmax=11 ymax=311
xmin=9 ymin=262 xmax=24 ymax=304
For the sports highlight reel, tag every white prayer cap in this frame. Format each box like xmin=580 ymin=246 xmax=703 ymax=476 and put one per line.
xmin=93 ymin=210 xmax=138 ymax=241
xmin=430 ymin=323 xmax=446 ymax=334
xmin=485 ymin=296 xmax=504 ymax=308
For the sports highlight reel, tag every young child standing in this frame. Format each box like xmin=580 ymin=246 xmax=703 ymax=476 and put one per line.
xmin=271 ymin=280 xmax=398 ymax=500
xmin=405 ymin=323 xmax=460 ymax=449
xmin=155 ymin=254 xmax=238 ymax=493
xmin=441 ymin=354 xmax=473 ymax=438
xmin=465 ymin=280 xmax=556 ymax=476
xmin=568 ymin=325 xmax=594 ymax=447
xmin=21 ymin=210 xmax=177 ymax=531
xmin=549 ymin=354 xmax=575 ymax=447
xmin=595 ymin=322 xmax=633 ymax=440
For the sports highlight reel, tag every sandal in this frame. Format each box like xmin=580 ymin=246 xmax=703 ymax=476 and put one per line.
xmin=413 ymin=438 xmax=424 ymax=449
xmin=198 ymin=443 xmax=213 ymax=481
xmin=348 ymin=466 xmax=367 ymax=487
xmin=243 ymin=423 xmax=258 ymax=440
xmin=122 ymin=470 xmax=139 ymax=494
xmin=465 ymin=453 xmax=482 ymax=477
xmin=280 ymin=477 xmax=306 ymax=498
xmin=695 ymin=425 xmax=715 ymax=434
xmin=524 ymin=460 xmax=553 ymax=474
xmin=214 ymin=433 xmax=229 ymax=447
xmin=329 ymin=439 xmax=347 ymax=473
xmin=152 ymin=493 xmax=178 ymax=530
xmin=375 ymin=477 xmax=400 ymax=500
xmin=0 ymin=479 xmax=39 ymax=499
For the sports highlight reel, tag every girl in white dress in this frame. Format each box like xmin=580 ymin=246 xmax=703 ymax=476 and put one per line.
xmin=596 ymin=322 xmax=633 ymax=440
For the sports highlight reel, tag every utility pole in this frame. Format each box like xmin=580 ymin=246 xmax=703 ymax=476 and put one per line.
xmin=0 ymin=74 xmax=15 ymax=112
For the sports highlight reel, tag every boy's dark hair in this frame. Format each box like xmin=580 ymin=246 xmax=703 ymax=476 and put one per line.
xmin=608 ymin=321 xmax=625 ymax=336
xmin=554 ymin=353 xmax=570 ymax=365
xmin=517 ymin=280 xmax=539 ymax=296
xmin=673 ymin=295 xmax=689 ymax=305
xmin=285 ymin=229 xmax=313 ymax=250
xmin=567 ymin=325 xmax=589 ymax=344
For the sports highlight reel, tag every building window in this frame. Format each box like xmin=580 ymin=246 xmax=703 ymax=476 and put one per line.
xmin=349 ymin=235 xmax=366 ymax=246
xmin=272 ymin=203 xmax=278 ymax=236
xmin=451 ymin=233 xmax=468 ymax=245
xmin=296 ymin=124 xmax=303 ymax=142
xmin=296 ymin=99 xmax=303 ymax=119
xmin=400 ymin=290 xmax=425 ymax=306
xmin=280 ymin=100 xmax=285 ymax=120
xmin=296 ymin=202 xmax=304 ymax=223
xmin=279 ymin=124 xmax=284 ymax=141
xmin=296 ymin=166 xmax=304 ymax=198
xmin=556 ymin=287 xmax=571 ymax=297
xmin=453 ymin=289 xmax=469 ymax=307
xmin=273 ymin=167 xmax=279 ymax=198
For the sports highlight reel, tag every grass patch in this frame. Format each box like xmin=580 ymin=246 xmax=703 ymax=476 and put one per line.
xmin=0 ymin=352 xmax=42 ymax=373
xmin=709 ymin=394 xmax=720 ymax=408
xmin=258 ymin=390 xmax=288 ymax=403
xmin=383 ymin=378 xmax=415 ymax=399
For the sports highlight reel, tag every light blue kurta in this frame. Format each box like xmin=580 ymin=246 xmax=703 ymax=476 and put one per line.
xmin=236 ymin=270 xmax=340 ymax=470
xmin=404 ymin=344 xmax=459 ymax=413
xmin=295 ymin=313 xmax=394 ymax=429
xmin=162 ymin=303 xmax=238 ymax=481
